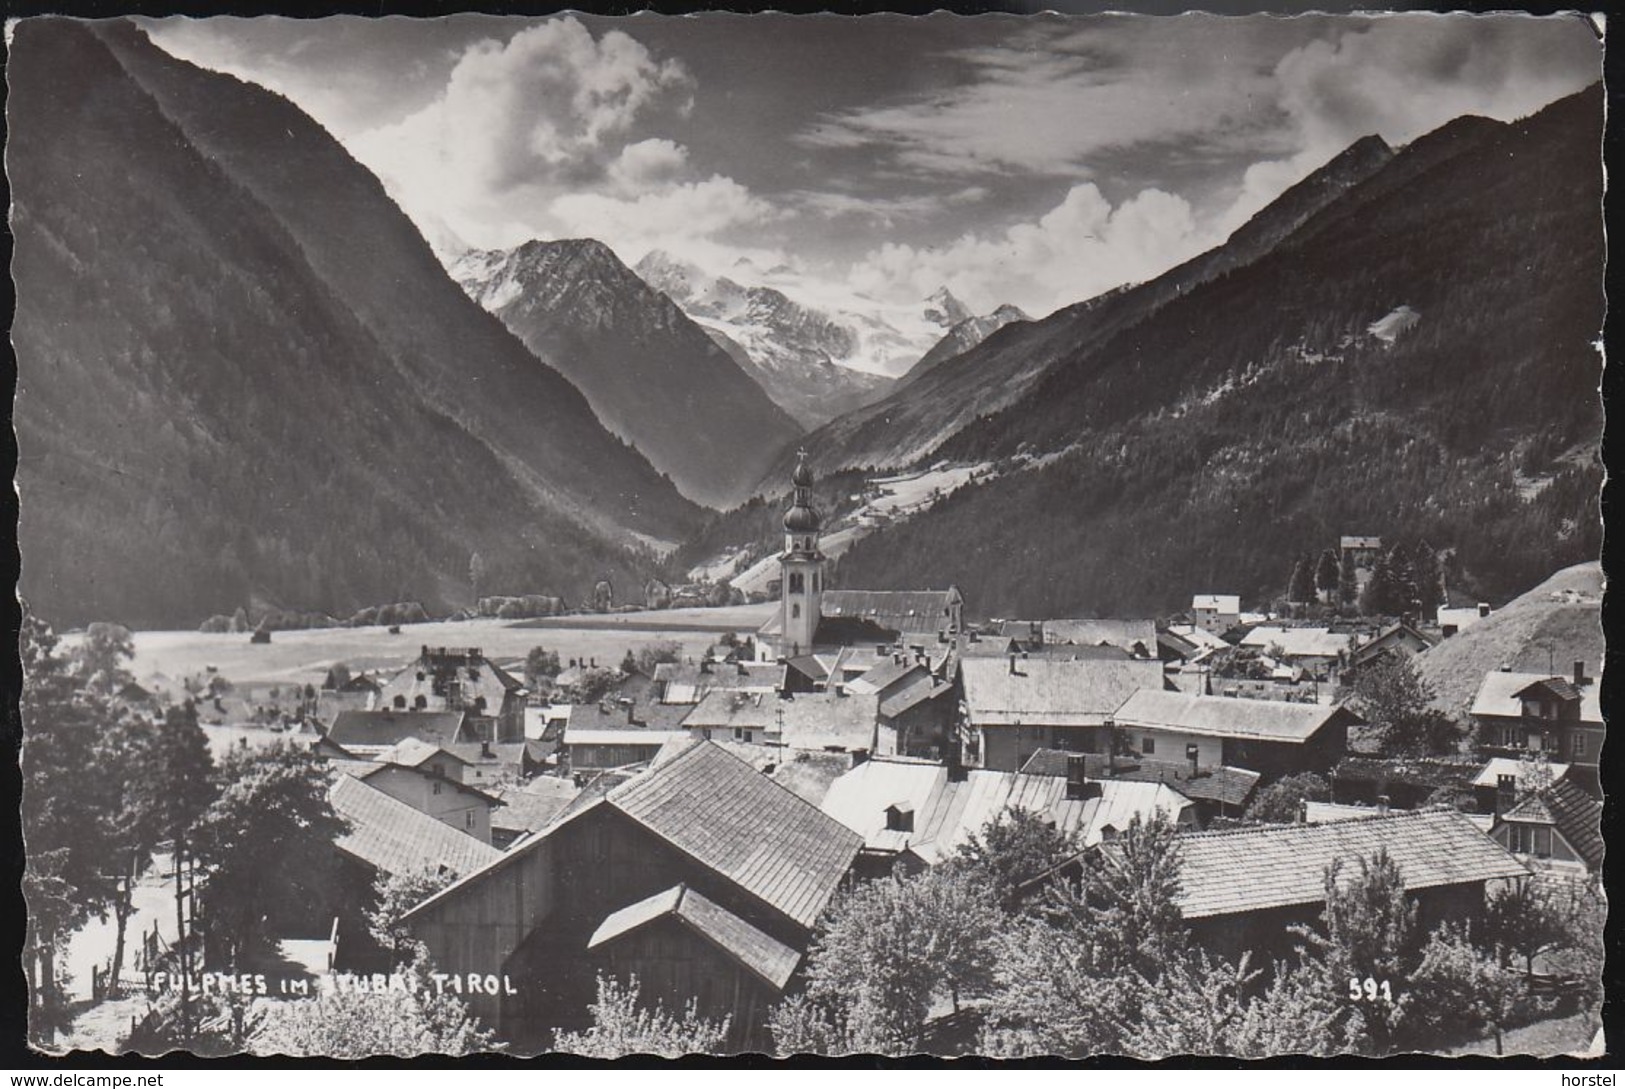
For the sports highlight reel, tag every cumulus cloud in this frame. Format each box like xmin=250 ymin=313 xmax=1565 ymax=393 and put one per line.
xmin=1213 ymin=14 xmax=1600 ymax=232
xmin=849 ymin=182 xmax=1214 ymax=317
xmin=347 ymin=17 xmax=693 ymax=250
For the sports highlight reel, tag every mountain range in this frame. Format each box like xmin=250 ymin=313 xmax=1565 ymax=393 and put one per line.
xmin=10 ymin=19 xmax=702 ymax=629
xmin=449 ymin=240 xmax=801 ymax=509
xmin=824 ymin=84 xmax=1604 ymax=619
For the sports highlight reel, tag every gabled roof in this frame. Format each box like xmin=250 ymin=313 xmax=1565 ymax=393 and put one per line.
xmin=377 ymin=737 xmax=469 ymax=769
xmin=490 ymin=779 xmax=580 ymax=835
xmin=357 ymin=761 xmax=499 ymax=805
xmin=1172 ymin=809 xmax=1528 ymax=920
xmin=604 ymin=742 xmax=861 ymax=928
xmin=880 ymin=673 xmax=953 ymax=720
xmin=820 ymin=758 xmax=1192 ymax=859
xmin=682 ymin=689 xmax=880 ymax=752
xmin=328 ymin=775 xmax=502 ymax=878
xmin=960 ymin=657 xmax=1164 ymax=726
xmin=1470 ymin=757 xmax=1571 ymax=790
xmin=588 ymin=884 xmax=801 ymax=991
xmin=327 ymin=709 xmax=468 ymax=749
xmin=1192 ymin=595 xmax=1241 ymax=613
xmin=1019 ymin=749 xmax=1261 ymax=809
xmin=405 ymin=742 xmax=862 ymax=931
xmin=1041 ymin=619 xmax=1156 ymax=655
xmin=1469 ymin=671 xmax=1603 ymax=725
xmin=1501 ymin=779 xmax=1603 ymax=870
xmin=1114 ymin=690 xmax=1357 ymax=744
xmin=1240 ymin=626 xmax=1356 ymax=659
xmin=1513 ymin=676 xmax=1581 ymax=703
xmin=819 ymin=590 xmax=961 ymax=639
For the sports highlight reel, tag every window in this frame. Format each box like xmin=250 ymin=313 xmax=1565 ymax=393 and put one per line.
xmin=465 ymin=810 xmax=475 ymax=829
xmin=393 ymin=695 xmax=407 ymax=710
xmin=789 ymin=572 xmax=805 ymax=593
xmin=744 ymin=730 xmax=753 ymax=744
xmin=1573 ymin=733 xmax=1588 ymax=758
xmin=792 ymin=604 xmax=801 ymax=619
xmin=1141 ymin=736 xmax=1156 ymax=755
xmin=414 ymin=695 xmax=428 ymax=711
xmin=432 ymin=781 xmax=442 ymax=796
xmin=431 ymin=763 xmax=444 ymax=777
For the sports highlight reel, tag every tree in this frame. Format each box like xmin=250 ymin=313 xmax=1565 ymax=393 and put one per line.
xmin=1338 ymin=554 xmax=1360 ymax=614
xmin=796 ymin=867 xmax=1003 ymax=1053
xmin=1412 ymin=540 xmax=1445 ymax=622
xmin=366 ymin=865 xmax=458 ymax=964
xmin=634 ymin=640 xmax=682 ymax=676
xmin=73 ymin=621 xmax=135 ymax=698
xmin=1483 ymin=879 xmax=1569 ymax=976
xmin=191 ymin=741 xmax=349 ymax=966
xmin=523 ymin=646 xmax=561 ymax=691
xmin=569 ymin=667 xmax=621 ymax=705
xmin=1295 ymin=849 xmax=1421 ymax=1054
xmin=1315 ymin=549 xmax=1342 ymax=604
xmin=254 ymin=966 xmax=495 ymax=1057
xmin=554 ymin=974 xmax=730 ymax=1058
xmin=20 ymin=614 xmax=123 ymax=1041
xmin=1350 ymin=656 xmax=1458 ymax=756
xmin=980 ymin=813 xmax=1187 ymax=1057
xmin=1288 ymin=553 xmax=1317 ymax=605
xmin=951 ymin=806 xmax=1083 ymax=914
xmin=1245 ymin=772 xmax=1330 ymax=824
xmin=1409 ymin=925 xmax=1530 ymax=1055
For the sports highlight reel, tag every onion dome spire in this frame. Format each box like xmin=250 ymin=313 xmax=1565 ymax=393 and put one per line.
xmin=783 ymin=448 xmax=821 ymax=534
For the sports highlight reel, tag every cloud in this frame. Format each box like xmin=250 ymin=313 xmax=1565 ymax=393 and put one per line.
xmin=347 ymin=17 xmax=693 ymax=250
xmin=607 ymin=138 xmax=690 ymax=189
xmin=1212 ymin=14 xmax=1600 ymax=231
xmin=848 ymin=182 xmax=1214 ymax=317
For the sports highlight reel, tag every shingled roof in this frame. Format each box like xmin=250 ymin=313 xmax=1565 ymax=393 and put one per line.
xmin=818 ymin=590 xmax=960 ymax=639
xmin=1041 ymin=619 xmax=1156 ymax=655
xmin=1470 ymin=671 xmax=1603 ymax=725
xmin=1501 ymin=779 xmax=1603 ymax=871
xmin=329 ymin=774 xmax=502 ymax=878
xmin=1114 ymin=690 xmax=1358 ymax=744
xmin=960 ymin=657 xmax=1164 ymax=726
xmin=588 ymin=883 xmax=802 ymax=991
xmin=327 ymin=710 xmax=469 ymax=750
xmin=1172 ymin=809 xmax=1528 ymax=920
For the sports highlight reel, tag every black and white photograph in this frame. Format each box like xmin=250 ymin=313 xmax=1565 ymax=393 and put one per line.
xmin=8 ymin=7 xmax=1609 ymax=1062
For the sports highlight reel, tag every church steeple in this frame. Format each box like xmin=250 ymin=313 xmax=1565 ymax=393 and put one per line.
xmin=779 ymin=449 xmax=824 ymax=656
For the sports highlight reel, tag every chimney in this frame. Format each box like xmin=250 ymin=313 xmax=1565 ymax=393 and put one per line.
xmin=1573 ymin=660 xmax=1586 ymax=685
xmin=1297 ymin=797 xmax=1308 ymax=824
xmin=1008 ymin=653 xmax=1018 ymax=675
xmin=1186 ymin=743 xmax=1200 ymax=776
xmin=480 ymin=739 xmax=492 ymax=759
xmin=1496 ymin=774 xmax=1517 ymax=815
xmin=851 ymin=748 xmax=870 ymax=768
xmin=1376 ymin=794 xmax=1389 ymax=815
xmin=590 ymin=657 xmax=597 ymax=669
xmin=1064 ymin=755 xmax=1088 ymax=800
xmin=700 ymin=657 xmax=712 ymax=675
xmin=1478 ymin=603 xmax=1491 ymax=618
xmin=627 ymin=702 xmax=637 ymax=726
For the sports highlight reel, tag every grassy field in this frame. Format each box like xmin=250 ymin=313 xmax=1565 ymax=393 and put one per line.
xmin=108 ymin=604 xmax=776 ymax=688
xmin=1415 ymin=562 xmax=1604 ymax=717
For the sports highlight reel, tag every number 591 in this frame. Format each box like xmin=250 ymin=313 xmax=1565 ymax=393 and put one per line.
xmin=1348 ymin=977 xmax=1393 ymax=1002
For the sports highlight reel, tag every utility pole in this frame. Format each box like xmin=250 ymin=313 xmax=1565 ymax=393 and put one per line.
xmin=174 ymin=842 xmax=191 ymax=1043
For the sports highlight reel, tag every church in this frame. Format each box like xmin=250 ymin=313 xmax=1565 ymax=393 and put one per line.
xmin=755 ymin=452 xmax=964 ymax=662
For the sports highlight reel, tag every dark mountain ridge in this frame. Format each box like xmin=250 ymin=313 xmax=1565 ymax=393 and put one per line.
xmin=758 ymin=126 xmax=1401 ymax=490
xmin=451 ymin=238 xmax=802 ymax=509
xmin=829 ymin=84 xmax=1603 ymax=620
xmin=10 ymin=18 xmax=701 ymax=629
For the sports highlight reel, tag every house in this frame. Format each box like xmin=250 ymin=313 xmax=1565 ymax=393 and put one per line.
xmin=1040 ymin=619 xmax=1157 ymax=659
xmin=1469 ymin=663 xmax=1602 ymax=792
xmin=1347 ymin=622 xmax=1437 ymax=675
xmin=819 ymin=756 xmax=1195 ymax=872
xmin=1470 ymin=756 xmax=1572 ymax=815
xmin=352 ymin=739 xmax=498 ymax=844
xmin=958 ymin=656 xmax=1166 ymax=772
xmin=755 ymin=451 xmax=962 ymax=660
xmin=489 ymin=778 xmax=582 ymax=849
xmin=403 ymin=741 xmax=863 ymax=1052
xmin=1239 ymin=626 xmax=1357 ymax=681
xmin=680 ymin=688 xmax=888 ymax=755
xmin=375 ymin=647 xmax=528 ymax=742
xmin=1160 ymin=809 xmax=1527 ymax=963
xmin=563 ymin=727 xmax=691 ymax=775
xmin=1191 ymin=595 xmax=1241 ymax=635
xmin=1488 ymin=778 xmax=1603 ymax=877
xmin=1020 ymin=749 xmax=1261 ymax=821
xmin=1339 ymin=535 xmax=1384 ymax=568
xmin=326 ymin=774 xmax=504 ymax=969
xmin=1438 ymin=603 xmax=1493 ymax=638
xmin=1110 ymin=689 xmax=1356 ymax=779
xmin=325 ymin=709 xmax=473 ymax=757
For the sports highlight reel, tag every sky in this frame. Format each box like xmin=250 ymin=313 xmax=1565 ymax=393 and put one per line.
xmin=143 ymin=12 xmax=1601 ymax=320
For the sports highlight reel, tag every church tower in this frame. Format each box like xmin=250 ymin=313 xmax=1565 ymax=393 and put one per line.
xmin=779 ymin=450 xmax=825 ymax=656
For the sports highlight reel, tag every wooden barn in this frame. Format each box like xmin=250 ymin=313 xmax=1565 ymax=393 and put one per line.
xmin=403 ymin=740 xmax=863 ymax=1053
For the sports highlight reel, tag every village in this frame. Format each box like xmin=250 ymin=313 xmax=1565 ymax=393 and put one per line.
xmin=24 ymin=451 xmax=1605 ymax=1059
